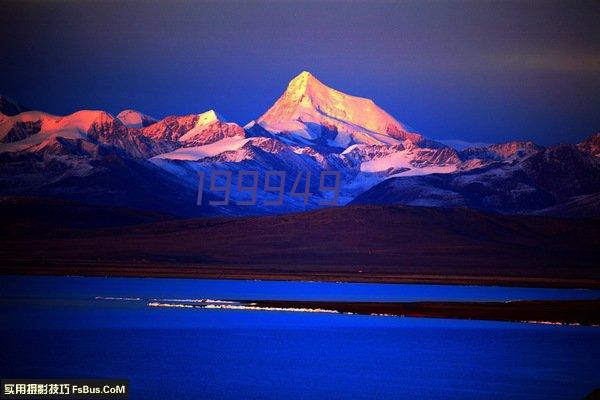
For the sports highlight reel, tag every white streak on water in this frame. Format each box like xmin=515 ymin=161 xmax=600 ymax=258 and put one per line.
xmin=202 ymin=304 xmax=340 ymax=314
xmin=520 ymin=320 xmax=598 ymax=327
xmin=148 ymin=298 xmax=239 ymax=304
xmin=146 ymin=301 xmax=340 ymax=314
xmin=148 ymin=302 xmax=194 ymax=308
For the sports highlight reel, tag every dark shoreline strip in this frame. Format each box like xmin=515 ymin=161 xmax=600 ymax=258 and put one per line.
xmin=3 ymin=266 xmax=600 ymax=289
xmin=240 ymin=299 xmax=600 ymax=326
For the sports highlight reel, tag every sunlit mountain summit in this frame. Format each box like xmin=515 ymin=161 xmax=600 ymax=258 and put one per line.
xmin=257 ymin=71 xmax=421 ymax=149
xmin=0 ymin=72 xmax=599 ymax=217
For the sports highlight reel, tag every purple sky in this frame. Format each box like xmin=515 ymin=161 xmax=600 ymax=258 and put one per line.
xmin=1 ymin=0 xmax=599 ymax=145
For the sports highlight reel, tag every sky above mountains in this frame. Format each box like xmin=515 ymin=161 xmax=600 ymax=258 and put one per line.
xmin=1 ymin=0 xmax=599 ymax=145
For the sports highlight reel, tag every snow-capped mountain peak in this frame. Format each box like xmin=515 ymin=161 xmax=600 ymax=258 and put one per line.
xmin=283 ymin=70 xmax=321 ymax=101
xmin=116 ymin=109 xmax=158 ymax=128
xmin=256 ymin=71 xmax=421 ymax=150
xmin=177 ymin=110 xmax=244 ymax=147
xmin=196 ymin=109 xmax=225 ymax=126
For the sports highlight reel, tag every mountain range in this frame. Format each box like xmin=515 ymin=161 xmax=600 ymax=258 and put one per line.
xmin=1 ymin=72 xmax=598 ymax=217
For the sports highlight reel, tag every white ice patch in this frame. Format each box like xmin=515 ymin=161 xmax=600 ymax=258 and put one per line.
xmin=148 ymin=302 xmax=195 ymax=308
xmin=95 ymin=296 xmax=142 ymax=301
xmin=360 ymin=151 xmax=457 ymax=175
xmin=201 ymin=304 xmax=340 ymax=314
xmin=520 ymin=321 xmax=597 ymax=327
xmin=152 ymin=137 xmax=252 ymax=161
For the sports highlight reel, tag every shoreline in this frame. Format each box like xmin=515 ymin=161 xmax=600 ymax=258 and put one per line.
xmin=5 ymin=273 xmax=599 ymax=325
xmin=131 ymin=297 xmax=600 ymax=326
xmin=2 ymin=263 xmax=600 ymax=289
xmin=235 ymin=299 xmax=600 ymax=326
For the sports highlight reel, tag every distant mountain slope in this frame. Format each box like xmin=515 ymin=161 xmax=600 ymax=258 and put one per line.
xmin=352 ymin=139 xmax=600 ymax=216
xmin=0 ymin=147 xmax=216 ymax=216
xmin=0 ymin=95 xmax=30 ymax=116
xmin=578 ymin=133 xmax=600 ymax=157
xmin=458 ymin=141 xmax=542 ymax=162
xmin=522 ymin=144 xmax=600 ymax=200
xmin=534 ymin=192 xmax=600 ymax=218
xmin=3 ymin=205 xmax=599 ymax=286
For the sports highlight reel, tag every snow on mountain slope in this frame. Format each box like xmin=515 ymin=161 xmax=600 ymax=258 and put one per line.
xmin=0 ymin=111 xmax=106 ymax=151
xmin=0 ymin=110 xmax=168 ymax=158
xmin=256 ymin=71 xmax=421 ymax=149
xmin=0 ymin=111 xmax=58 ymax=147
xmin=117 ymin=109 xmax=158 ymax=128
xmin=152 ymin=137 xmax=327 ymax=173
xmin=341 ymin=142 xmax=460 ymax=176
xmin=487 ymin=141 xmax=542 ymax=159
xmin=151 ymin=136 xmax=342 ymax=214
xmin=153 ymin=136 xmax=253 ymax=161
xmin=352 ymin=138 xmax=600 ymax=215
xmin=196 ymin=109 xmax=224 ymax=125
xmin=178 ymin=111 xmax=246 ymax=146
xmin=137 ymin=110 xmax=246 ymax=148
xmin=351 ymin=164 xmax=553 ymax=212
xmin=360 ymin=151 xmax=457 ymax=175
xmin=140 ymin=114 xmax=199 ymax=142
xmin=459 ymin=141 xmax=542 ymax=162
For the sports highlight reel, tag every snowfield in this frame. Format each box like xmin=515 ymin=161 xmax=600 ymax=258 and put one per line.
xmin=152 ymin=137 xmax=252 ymax=161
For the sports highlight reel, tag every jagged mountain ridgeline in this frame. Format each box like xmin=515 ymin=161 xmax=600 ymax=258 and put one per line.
xmin=1 ymin=72 xmax=598 ymax=217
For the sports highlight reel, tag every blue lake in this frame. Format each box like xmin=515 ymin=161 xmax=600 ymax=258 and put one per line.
xmin=1 ymin=275 xmax=599 ymax=399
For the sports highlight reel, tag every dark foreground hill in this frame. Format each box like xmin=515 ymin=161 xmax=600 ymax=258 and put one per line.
xmin=1 ymin=202 xmax=599 ymax=287
xmin=0 ymin=196 xmax=172 ymax=233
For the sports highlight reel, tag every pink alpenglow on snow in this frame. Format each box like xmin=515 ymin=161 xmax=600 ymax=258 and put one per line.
xmin=257 ymin=71 xmax=422 ymax=148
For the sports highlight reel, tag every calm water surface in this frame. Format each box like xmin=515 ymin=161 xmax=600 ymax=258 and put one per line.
xmin=1 ymin=275 xmax=599 ymax=399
